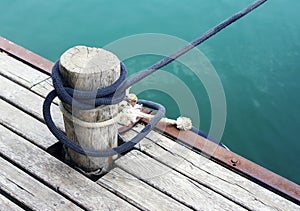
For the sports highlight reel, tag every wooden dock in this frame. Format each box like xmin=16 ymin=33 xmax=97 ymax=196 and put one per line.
xmin=0 ymin=39 xmax=299 ymax=210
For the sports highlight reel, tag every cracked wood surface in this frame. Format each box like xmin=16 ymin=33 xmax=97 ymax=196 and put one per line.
xmin=0 ymin=52 xmax=48 ymax=88
xmin=0 ymin=52 xmax=136 ymax=210
xmin=0 ymin=125 xmax=137 ymax=210
xmin=121 ymin=124 xmax=300 ymax=211
xmin=0 ymin=50 xmax=299 ymax=210
xmin=97 ymin=167 xmax=190 ymax=211
xmin=0 ymin=193 xmax=23 ymax=211
xmin=31 ymin=77 xmax=60 ymax=104
xmin=0 ymin=74 xmax=64 ymax=130
xmin=0 ymin=99 xmax=57 ymax=149
xmin=0 ymin=157 xmax=82 ymax=210
xmin=115 ymin=149 xmax=246 ymax=211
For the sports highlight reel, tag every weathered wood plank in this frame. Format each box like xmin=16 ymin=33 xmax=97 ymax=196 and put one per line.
xmin=0 ymin=36 xmax=53 ymax=75
xmin=0 ymin=193 xmax=23 ymax=211
xmin=31 ymin=77 xmax=60 ymax=104
xmin=122 ymin=124 xmax=300 ymax=211
xmin=97 ymin=167 xmax=191 ymax=211
xmin=1 ymin=46 xmax=297 ymax=210
xmin=115 ymin=150 xmax=246 ymax=210
xmin=0 ymin=75 xmax=63 ymax=130
xmin=0 ymin=125 xmax=137 ymax=210
xmin=0 ymin=52 xmax=48 ymax=88
xmin=0 ymin=157 xmax=82 ymax=210
xmin=0 ymin=99 xmax=57 ymax=149
xmin=0 ymin=51 xmax=58 ymax=103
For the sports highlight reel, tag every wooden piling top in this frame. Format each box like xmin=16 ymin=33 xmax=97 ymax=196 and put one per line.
xmin=0 ymin=37 xmax=299 ymax=210
xmin=59 ymin=46 xmax=120 ymax=90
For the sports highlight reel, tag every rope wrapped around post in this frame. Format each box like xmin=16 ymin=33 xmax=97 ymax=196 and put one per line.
xmin=43 ymin=0 xmax=267 ymax=161
xmin=43 ymin=60 xmax=165 ymax=157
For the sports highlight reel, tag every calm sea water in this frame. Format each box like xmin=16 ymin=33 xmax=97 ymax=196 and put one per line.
xmin=1 ymin=0 xmax=299 ymax=184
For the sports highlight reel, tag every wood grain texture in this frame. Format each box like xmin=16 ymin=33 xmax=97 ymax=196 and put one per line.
xmin=0 ymin=74 xmax=64 ymax=130
xmin=1 ymin=48 xmax=298 ymax=210
xmin=0 ymin=193 xmax=23 ymax=211
xmin=59 ymin=46 xmax=120 ymax=171
xmin=0 ymin=36 xmax=53 ymax=75
xmin=0 ymin=52 xmax=48 ymax=88
xmin=97 ymin=167 xmax=191 ymax=211
xmin=122 ymin=124 xmax=300 ymax=211
xmin=31 ymin=77 xmax=60 ymax=104
xmin=0 ymin=99 xmax=57 ymax=149
xmin=0 ymin=157 xmax=81 ymax=210
xmin=115 ymin=150 xmax=246 ymax=211
xmin=0 ymin=125 xmax=137 ymax=210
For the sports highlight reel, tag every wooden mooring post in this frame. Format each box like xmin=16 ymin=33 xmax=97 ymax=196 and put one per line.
xmin=59 ymin=46 xmax=120 ymax=173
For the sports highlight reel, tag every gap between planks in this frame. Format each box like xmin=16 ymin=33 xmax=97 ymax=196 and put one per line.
xmin=0 ymin=55 xmax=146 ymax=210
xmin=0 ymin=125 xmax=137 ymax=210
xmin=1 ymin=47 xmax=298 ymax=210
xmin=0 ymin=156 xmax=82 ymax=210
xmin=0 ymin=192 xmax=24 ymax=211
xmin=115 ymin=149 xmax=246 ymax=210
xmin=0 ymin=74 xmax=63 ymax=129
xmin=0 ymin=52 xmax=48 ymax=90
xmin=0 ymin=53 xmax=186 ymax=210
xmin=97 ymin=167 xmax=191 ymax=211
xmin=121 ymin=124 xmax=300 ymax=211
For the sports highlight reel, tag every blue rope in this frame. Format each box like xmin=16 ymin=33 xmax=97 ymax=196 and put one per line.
xmin=43 ymin=0 xmax=267 ymax=157
xmin=117 ymin=0 xmax=268 ymax=91
xmin=43 ymin=86 xmax=165 ymax=157
xmin=52 ymin=60 xmax=127 ymax=110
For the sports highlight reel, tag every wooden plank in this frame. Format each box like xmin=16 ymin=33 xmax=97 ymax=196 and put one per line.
xmin=115 ymin=150 xmax=246 ymax=210
xmin=0 ymin=99 xmax=57 ymax=149
xmin=0 ymin=75 xmax=63 ymax=130
xmin=1 ymin=40 xmax=296 ymax=207
xmin=0 ymin=49 xmax=58 ymax=103
xmin=0 ymin=74 xmax=41 ymax=119
xmin=0 ymin=36 xmax=53 ymax=75
xmin=122 ymin=124 xmax=300 ymax=210
xmin=97 ymin=167 xmax=191 ymax=211
xmin=0 ymin=52 xmax=48 ymax=88
xmin=0 ymin=125 xmax=137 ymax=210
xmin=147 ymin=119 xmax=300 ymax=204
xmin=0 ymin=193 xmax=23 ymax=211
xmin=31 ymin=77 xmax=60 ymax=104
xmin=0 ymin=157 xmax=82 ymax=210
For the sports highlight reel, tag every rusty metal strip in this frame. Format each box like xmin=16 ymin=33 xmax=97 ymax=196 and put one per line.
xmin=141 ymin=118 xmax=300 ymax=204
xmin=118 ymin=119 xmax=141 ymax=134
xmin=0 ymin=36 xmax=53 ymax=75
xmin=1 ymin=36 xmax=299 ymax=204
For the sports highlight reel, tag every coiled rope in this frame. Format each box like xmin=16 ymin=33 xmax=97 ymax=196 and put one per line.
xmin=51 ymin=61 xmax=128 ymax=110
xmin=43 ymin=0 xmax=267 ymax=157
xmin=43 ymin=89 xmax=165 ymax=157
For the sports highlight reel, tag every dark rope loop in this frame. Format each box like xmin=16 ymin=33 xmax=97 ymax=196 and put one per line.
xmin=43 ymin=0 xmax=267 ymax=156
xmin=43 ymin=62 xmax=165 ymax=157
xmin=52 ymin=60 xmax=128 ymax=110
xmin=43 ymin=90 xmax=165 ymax=157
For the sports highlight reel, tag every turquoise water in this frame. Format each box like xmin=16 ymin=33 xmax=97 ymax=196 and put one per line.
xmin=1 ymin=0 xmax=300 ymax=185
